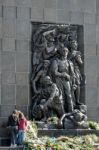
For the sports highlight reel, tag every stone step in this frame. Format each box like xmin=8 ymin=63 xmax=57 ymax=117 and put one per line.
xmin=0 ymin=138 xmax=10 ymax=146
xmin=38 ymin=129 xmax=99 ymax=137
xmin=0 ymin=146 xmax=24 ymax=150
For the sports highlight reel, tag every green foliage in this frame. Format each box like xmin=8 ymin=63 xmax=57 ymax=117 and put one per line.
xmin=88 ymin=121 xmax=99 ymax=130
xmin=47 ymin=116 xmax=59 ymax=124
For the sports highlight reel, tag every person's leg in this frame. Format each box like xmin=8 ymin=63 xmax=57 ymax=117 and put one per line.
xmin=17 ymin=130 xmax=22 ymax=145
xmin=15 ymin=130 xmax=18 ymax=145
xmin=10 ymin=128 xmax=16 ymax=145
xmin=21 ymin=131 xmax=25 ymax=143
xmin=18 ymin=130 xmax=25 ymax=145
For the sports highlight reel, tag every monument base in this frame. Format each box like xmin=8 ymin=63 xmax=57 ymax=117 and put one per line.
xmin=38 ymin=129 xmax=99 ymax=137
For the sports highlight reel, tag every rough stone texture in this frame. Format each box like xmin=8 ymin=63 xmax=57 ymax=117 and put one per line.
xmin=0 ymin=19 xmax=2 ymax=38
xmin=0 ymin=6 xmax=2 ymax=18
xmin=96 ymin=0 xmax=99 ymax=13
xmin=0 ymin=54 xmax=1 ymax=73
xmin=44 ymin=0 xmax=57 ymax=9
xmin=86 ymin=74 xmax=97 ymax=87
xmin=16 ymin=39 xmax=30 ymax=52
xmin=16 ymin=0 xmax=31 ymax=7
xmin=1 ymin=84 xmax=15 ymax=105
xmin=96 ymin=13 xmax=99 ymax=24
xmin=84 ymin=44 xmax=96 ymax=56
xmin=44 ymin=8 xmax=57 ymax=22
xmin=16 ymin=85 xmax=29 ymax=105
xmin=2 ymin=38 xmax=15 ymax=51
xmin=31 ymin=7 xmax=44 ymax=21
xmin=15 ymin=105 xmax=29 ymax=117
xmin=97 ymin=76 xmax=99 ymax=87
xmin=70 ymin=12 xmax=84 ymax=25
xmin=70 ymin=0 xmax=84 ymax=12
xmin=16 ymin=20 xmax=30 ymax=39
xmin=97 ymin=87 xmax=99 ymax=107
xmin=86 ymin=86 xmax=97 ymax=107
xmin=84 ymin=56 xmax=97 ymax=76
xmin=1 ymin=71 xmax=15 ymax=84
xmin=96 ymin=45 xmax=99 ymax=55
xmin=57 ymin=9 xmax=70 ymax=23
xmin=31 ymin=0 xmax=45 ymax=9
xmin=84 ymin=13 xmax=96 ymax=24
xmin=97 ymin=56 xmax=99 ymax=74
xmin=1 ymin=52 xmax=15 ymax=71
xmin=84 ymin=24 xmax=96 ymax=44
xmin=0 ymin=73 xmax=1 ymax=105
xmin=87 ymin=107 xmax=99 ymax=121
xmin=57 ymin=0 xmax=70 ymax=10
xmin=3 ymin=19 xmax=16 ymax=38
xmin=16 ymin=52 xmax=29 ymax=72
xmin=2 ymin=0 xmax=16 ymax=6
xmin=17 ymin=7 xmax=30 ymax=20
xmin=0 ymin=39 xmax=2 ymax=53
xmin=96 ymin=25 xmax=99 ymax=44
xmin=0 ymin=105 xmax=15 ymax=117
xmin=16 ymin=73 xmax=29 ymax=85
xmin=3 ymin=6 xmax=16 ymax=19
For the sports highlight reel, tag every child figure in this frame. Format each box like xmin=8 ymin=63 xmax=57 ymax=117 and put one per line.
xmin=17 ymin=112 xmax=27 ymax=145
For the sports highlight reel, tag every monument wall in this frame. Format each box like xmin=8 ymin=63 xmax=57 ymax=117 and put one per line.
xmin=0 ymin=0 xmax=98 ymax=143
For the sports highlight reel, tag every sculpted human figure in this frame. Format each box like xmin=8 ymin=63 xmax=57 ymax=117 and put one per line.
xmin=42 ymin=29 xmax=57 ymax=60
xmin=39 ymin=76 xmax=65 ymax=120
xmin=32 ymin=60 xmax=50 ymax=94
xmin=70 ymin=50 xmax=83 ymax=106
xmin=51 ymin=45 xmax=75 ymax=112
xmin=60 ymin=109 xmax=88 ymax=129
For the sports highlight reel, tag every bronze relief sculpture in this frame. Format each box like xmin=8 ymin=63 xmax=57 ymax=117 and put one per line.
xmin=31 ymin=24 xmax=87 ymax=129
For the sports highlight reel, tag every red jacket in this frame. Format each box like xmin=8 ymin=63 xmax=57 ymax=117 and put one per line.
xmin=18 ymin=118 xmax=27 ymax=130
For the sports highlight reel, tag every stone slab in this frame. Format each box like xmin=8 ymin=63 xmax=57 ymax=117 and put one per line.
xmin=3 ymin=6 xmax=16 ymax=19
xmin=16 ymin=20 xmax=30 ymax=39
xmin=31 ymin=7 xmax=44 ymax=21
xmin=70 ymin=11 xmax=84 ymax=25
xmin=16 ymin=39 xmax=30 ymax=52
xmin=1 ymin=71 xmax=15 ymax=84
xmin=38 ymin=129 xmax=99 ymax=137
xmin=1 ymin=52 xmax=15 ymax=72
xmin=3 ymin=0 xmax=16 ymax=6
xmin=1 ymin=84 xmax=15 ymax=105
xmin=57 ymin=9 xmax=70 ymax=23
xmin=84 ymin=13 xmax=96 ymax=24
xmin=16 ymin=73 xmax=29 ymax=85
xmin=0 ymin=146 xmax=23 ymax=149
xmin=44 ymin=0 xmax=56 ymax=9
xmin=84 ymin=24 xmax=96 ymax=44
xmin=17 ymin=7 xmax=30 ymax=20
xmin=16 ymin=52 xmax=29 ymax=72
xmin=3 ymin=19 xmax=16 ymax=38
xmin=31 ymin=0 xmax=45 ymax=9
xmin=2 ymin=38 xmax=15 ymax=52
xmin=16 ymin=85 xmax=29 ymax=105
xmin=0 ymin=105 xmax=15 ymax=117
xmin=44 ymin=8 xmax=57 ymax=22
xmin=57 ymin=0 xmax=70 ymax=11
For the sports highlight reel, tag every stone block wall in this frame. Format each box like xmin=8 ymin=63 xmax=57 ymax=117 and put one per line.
xmin=0 ymin=0 xmax=98 ymax=143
